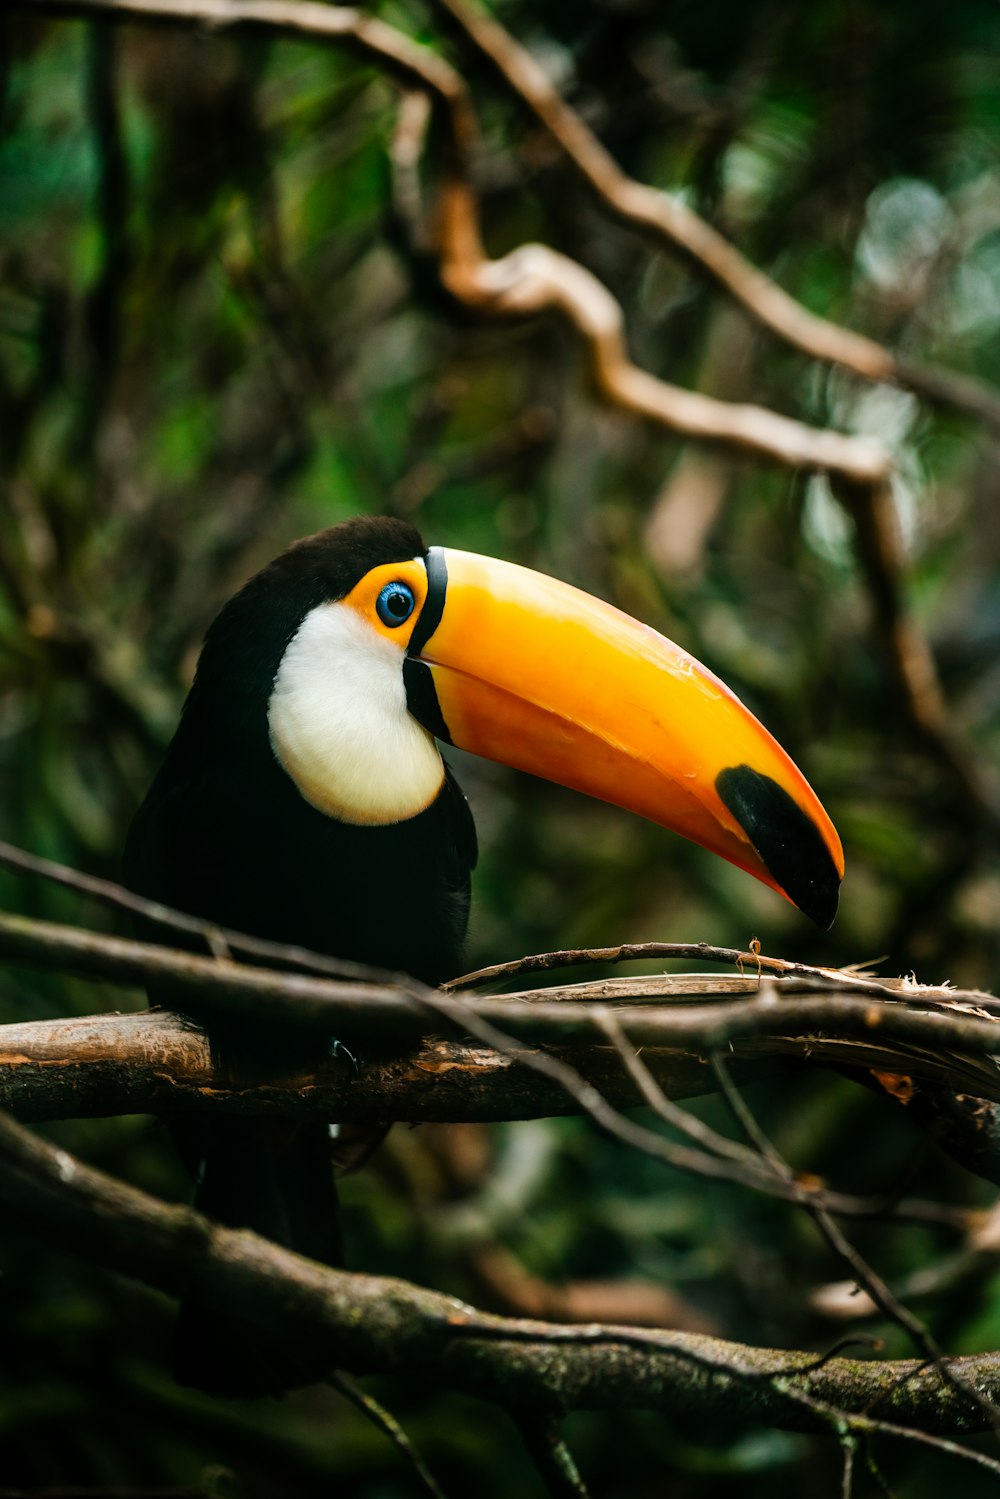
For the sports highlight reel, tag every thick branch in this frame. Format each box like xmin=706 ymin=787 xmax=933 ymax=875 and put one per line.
xmin=0 ymin=1008 xmax=739 ymax=1123
xmin=1 ymin=1106 xmax=999 ymax=1437
xmin=3 ymin=1006 xmax=1000 ymax=1130
xmin=3 ymin=911 xmax=1000 ymax=1068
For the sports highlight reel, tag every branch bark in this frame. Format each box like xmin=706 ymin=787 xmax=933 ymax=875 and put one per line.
xmin=3 ymin=909 xmax=1000 ymax=1065
xmin=3 ymin=1004 xmax=1000 ymax=1130
xmin=1 ymin=1104 xmax=999 ymax=1440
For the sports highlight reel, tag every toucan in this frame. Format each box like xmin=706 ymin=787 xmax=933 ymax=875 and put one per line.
xmin=124 ymin=513 xmax=843 ymax=1395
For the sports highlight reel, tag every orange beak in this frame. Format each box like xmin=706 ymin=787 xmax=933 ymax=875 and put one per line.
xmin=404 ymin=548 xmax=843 ymax=927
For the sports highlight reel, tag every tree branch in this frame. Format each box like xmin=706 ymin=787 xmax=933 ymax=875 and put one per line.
xmin=2 ymin=1104 xmax=999 ymax=1443
xmin=2 ymin=909 xmax=999 ymax=1066
xmin=432 ymin=0 xmax=1000 ymax=429
xmin=23 ymin=0 xmax=890 ymax=483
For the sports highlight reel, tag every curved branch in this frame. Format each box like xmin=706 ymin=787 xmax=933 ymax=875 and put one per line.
xmin=434 ymin=189 xmax=888 ymax=480
xmin=1 ymin=1105 xmax=999 ymax=1443
xmin=433 ymin=0 xmax=1000 ymax=428
xmin=24 ymin=0 xmax=889 ymax=483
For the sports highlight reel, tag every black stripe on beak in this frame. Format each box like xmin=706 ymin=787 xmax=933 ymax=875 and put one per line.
xmin=404 ymin=547 xmax=452 ymax=742
xmin=408 ymin=547 xmax=448 ymax=658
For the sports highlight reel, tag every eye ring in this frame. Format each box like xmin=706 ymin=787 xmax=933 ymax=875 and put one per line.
xmin=376 ymin=580 xmax=416 ymax=628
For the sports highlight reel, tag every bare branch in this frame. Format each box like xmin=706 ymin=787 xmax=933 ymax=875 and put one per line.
xmin=2 ymin=1105 xmax=1000 ymax=1442
xmin=3 ymin=912 xmax=1000 ymax=1103
xmin=444 ymin=941 xmax=895 ymax=992
xmin=0 ymin=837 xmax=419 ymax=987
xmin=432 ymin=187 xmax=889 ymax=480
xmin=513 ymin=1417 xmax=591 ymax=1499
xmin=432 ymin=0 xmax=1000 ymax=429
xmin=0 ymin=1007 xmax=744 ymax=1125
xmin=24 ymin=0 xmax=889 ymax=483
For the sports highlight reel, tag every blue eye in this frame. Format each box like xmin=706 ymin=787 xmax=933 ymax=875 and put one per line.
xmin=376 ymin=580 xmax=416 ymax=627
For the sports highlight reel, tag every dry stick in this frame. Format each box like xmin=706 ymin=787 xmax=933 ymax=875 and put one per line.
xmin=394 ymin=16 xmax=895 ymax=482
xmin=432 ymin=0 xmax=1000 ymax=429
xmin=840 ymin=1434 xmax=858 ymax=1499
xmin=513 ymin=1417 xmax=591 ymax=1499
xmin=751 ymin=1379 xmax=1000 ymax=1481
xmin=444 ymin=942 xmax=895 ymax=993
xmin=386 ymin=48 xmax=997 ymax=847
xmin=5 ymin=1105 xmax=1000 ymax=1446
xmin=429 ymin=177 xmax=887 ymax=481
xmin=592 ymin=1007 xmax=767 ymax=1174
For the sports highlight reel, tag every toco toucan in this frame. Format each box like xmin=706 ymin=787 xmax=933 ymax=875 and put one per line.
xmin=124 ymin=514 xmax=843 ymax=1395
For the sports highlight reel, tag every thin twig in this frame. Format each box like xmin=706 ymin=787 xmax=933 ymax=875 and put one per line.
xmin=513 ymin=1416 xmax=591 ymax=1499
xmin=709 ymin=1055 xmax=1000 ymax=1433
xmin=592 ymin=1007 xmax=766 ymax=1171
xmin=841 ymin=1433 xmax=858 ymax=1499
xmin=443 ymin=941 xmax=892 ymax=993
xmin=328 ymin=1372 xmax=447 ymax=1499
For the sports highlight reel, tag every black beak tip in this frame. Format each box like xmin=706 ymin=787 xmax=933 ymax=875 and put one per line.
xmin=716 ymin=765 xmax=842 ymax=931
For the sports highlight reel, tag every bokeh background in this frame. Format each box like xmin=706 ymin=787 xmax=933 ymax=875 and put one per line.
xmin=4 ymin=2 xmax=1000 ymax=1494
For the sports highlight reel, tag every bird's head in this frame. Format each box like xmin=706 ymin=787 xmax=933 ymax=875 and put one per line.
xmin=192 ymin=515 xmax=843 ymax=928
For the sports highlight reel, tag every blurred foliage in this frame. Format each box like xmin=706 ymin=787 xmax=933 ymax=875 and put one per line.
xmin=4 ymin=1 xmax=1000 ymax=1494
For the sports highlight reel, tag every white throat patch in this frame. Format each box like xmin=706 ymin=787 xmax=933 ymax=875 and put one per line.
xmin=267 ymin=602 xmax=445 ymax=825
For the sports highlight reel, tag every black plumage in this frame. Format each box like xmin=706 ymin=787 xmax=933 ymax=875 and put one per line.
xmin=124 ymin=516 xmax=476 ymax=1395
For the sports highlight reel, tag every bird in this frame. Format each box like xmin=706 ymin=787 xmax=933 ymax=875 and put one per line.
xmin=124 ymin=513 xmax=843 ymax=1395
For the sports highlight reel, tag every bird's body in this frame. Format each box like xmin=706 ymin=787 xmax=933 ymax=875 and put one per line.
xmin=125 ymin=519 xmax=478 ymax=1394
xmin=125 ymin=514 xmax=843 ymax=1397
